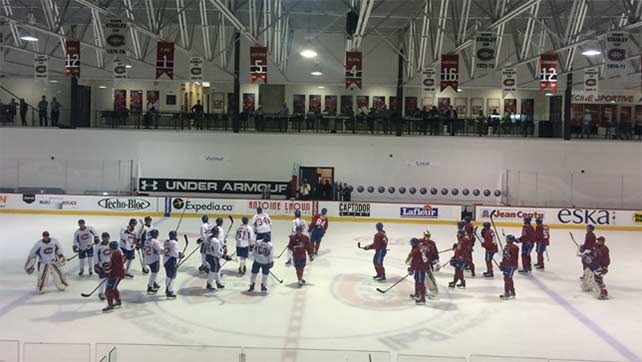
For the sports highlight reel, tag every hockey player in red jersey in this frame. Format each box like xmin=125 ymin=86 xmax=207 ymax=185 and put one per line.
xmin=287 ymin=225 xmax=314 ymax=287
xmin=406 ymin=238 xmax=429 ymax=304
xmin=421 ymin=230 xmax=440 ymax=298
xmin=500 ymin=235 xmax=520 ymax=299
xmin=579 ymin=224 xmax=597 ymax=277
xmin=448 ymin=231 xmax=467 ymax=288
xmin=480 ymin=222 xmax=498 ymax=277
xmin=581 ymin=236 xmax=610 ymax=299
xmin=534 ymin=218 xmax=550 ymax=270
xmin=517 ymin=217 xmax=535 ymax=273
xmin=363 ymin=223 xmax=388 ymax=281
xmin=103 ymin=241 xmax=125 ymax=312
xmin=309 ymin=208 xmax=329 ymax=255
xmin=458 ymin=228 xmax=475 ymax=277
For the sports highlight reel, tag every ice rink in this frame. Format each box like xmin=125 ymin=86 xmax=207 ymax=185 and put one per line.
xmin=0 ymin=213 xmax=640 ymax=362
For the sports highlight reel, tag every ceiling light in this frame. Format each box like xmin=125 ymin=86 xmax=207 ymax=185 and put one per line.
xmin=545 ymin=92 xmax=553 ymax=96
xmin=99 ymin=85 xmax=107 ymax=89
xmin=20 ymin=35 xmax=39 ymax=42
xmin=49 ymin=80 xmax=58 ymax=83
xmin=317 ymin=86 xmax=325 ymax=89
xmin=581 ymin=49 xmax=601 ymax=56
xmin=125 ymin=64 xmax=132 ymax=68
xmin=202 ymin=82 xmax=211 ymax=87
xmin=300 ymin=49 xmax=318 ymax=58
xmin=457 ymin=88 xmax=462 ymax=92
xmin=310 ymin=63 xmax=323 ymax=76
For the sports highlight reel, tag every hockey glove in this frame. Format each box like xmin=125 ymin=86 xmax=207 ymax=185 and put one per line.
xmin=407 ymin=268 xmax=414 ymax=275
xmin=94 ymin=265 xmax=103 ymax=274
xmin=268 ymin=261 xmax=274 ymax=269
xmin=178 ymin=252 xmax=185 ymax=259
xmin=26 ymin=266 xmax=35 ymax=275
xmin=196 ymin=238 xmax=203 ymax=245
xmin=363 ymin=245 xmax=370 ymax=251
xmin=57 ymin=255 xmax=67 ymax=266
xmin=72 ymin=245 xmax=79 ymax=253
xmin=432 ymin=260 xmax=441 ymax=272
xmin=309 ymin=254 xmax=314 ymax=262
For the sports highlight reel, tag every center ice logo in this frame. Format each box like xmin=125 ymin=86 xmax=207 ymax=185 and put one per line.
xmin=400 ymin=205 xmax=439 ymax=218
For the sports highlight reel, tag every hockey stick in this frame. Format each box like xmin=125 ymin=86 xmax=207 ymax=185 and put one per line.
xmin=81 ymin=279 xmax=107 ymax=297
xmin=438 ymin=248 xmax=454 ymax=254
xmin=276 ymin=244 xmax=289 ymax=258
xmin=137 ymin=220 xmax=149 ymax=274
xmin=176 ymin=244 xmax=201 ymax=269
xmin=66 ymin=253 xmax=79 ymax=262
xmin=545 ymin=249 xmax=550 ymax=262
xmin=221 ymin=251 xmax=238 ymax=267
xmin=569 ymin=232 xmax=580 ymax=247
xmin=182 ymin=235 xmax=190 ymax=255
xmin=489 ymin=210 xmax=504 ymax=250
xmin=269 ymin=270 xmax=284 ymax=284
xmin=376 ymin=274 xmax=411 ymax=294
xmin=175 ymin=205 xmax=188 ymax=233
xmin=357 ymin=242 xmax=390 ymax=251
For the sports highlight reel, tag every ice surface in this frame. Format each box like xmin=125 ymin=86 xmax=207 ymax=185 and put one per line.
xmin=0 ymin=214 xmax=640 ymax=362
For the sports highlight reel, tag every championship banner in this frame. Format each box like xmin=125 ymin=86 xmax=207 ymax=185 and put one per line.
xmin=113 ymin=60 xmax=127 ymax=79
xmin=345 ymin=51 xmax=363 ymax=89
xmin=64 ymin=40 xmax=80 ymax=77
xmin=539 ymin=53 xmax=558 ymax=92
xmin=584 ymin=67 xmax=598 ymax=98
xmin=34 ymin=54 xmax=48 ymax=80
xmin=104 ymin=18 xmax=127 ymax=56
xmin=474 ymin=32 xmax=497 ymax=73
xmin=189 ymin=57 xmax=203 ymax=82
xmin=606 ymin=32 xmax=628 ymax=73
xmin=156 ymin=41 xmax=175 ymax=79
xmin=422 ymin=68 xmax=436 ymax=93
xmin=249 ymin=46 xmax=267 ymax=84
xmin=440 ymin=53 xmax=459 ymax=92
xmin=502 ymin=68 xmax=517 ymax=95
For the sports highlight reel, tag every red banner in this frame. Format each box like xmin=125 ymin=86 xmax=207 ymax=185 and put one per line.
xmin=250 ymin=46 xmax=268 ymax=84
xmin=440 ymin=54 xmax=459 ymax=91
xmin=64 ymin=40 xmax=80 ymax=77
xmin=345 ymin=51 xmax=362 ymax=89
xmin=156 ymin=41 xmax=175 ymax=79
xmin=539 ymin=53 xmax=558 ymax=92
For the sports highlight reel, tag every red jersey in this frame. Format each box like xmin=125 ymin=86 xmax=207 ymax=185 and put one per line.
xmin=520 ymin=224 xmax=535 ymax=244
xmin=109 ymin=249 xmax=125 ymax=279
xmin=453 ymin=242 xmax=466 ymax=261
xmin=464 ymin=223 xmax=475 ymax=243
xmin=458 ymin=234 xmax=474 ymax=254
xmin=421 ymin=238 xmax=439 ymax=263
xmin=581 ymin=231 xmax=596 ymax=252
xmin=309 ymin=214 xmax=329 ymax=231
xmin=480 ymin=228 xmax=498 ymax=252
xmin=500 ymin=243 xmax=520 ymax=269
xmin=408 ymin=246 xmax=429 ymax=271
xmin=535 ymin=224 xmax=550 ymax=245
xmin=593 ymin=244 xmax=610 ymax=268
xmin=287 ymin=234 xmax=314 ymax=260
xmin=368 ymin=231 xmax=388 ymax=250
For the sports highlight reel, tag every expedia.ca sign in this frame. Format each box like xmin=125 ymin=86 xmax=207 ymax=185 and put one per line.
xmin=139 ymin=178 xmax=290 ymax=195
xmin=172 ymin=198 xmax=233 ymax=213
xmin=98 ymin=198 xmax=151 ymax=211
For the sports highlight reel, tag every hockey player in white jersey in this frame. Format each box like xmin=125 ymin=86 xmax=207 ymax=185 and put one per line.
xmin=24 ymin=231 xmax=68 ymax=294
xmin=198 ymin=215 xmax=212 ymax=273
xmin=251 ymin=207 xmax=272 ymax=241
xmin=163 ymin=230 xmax=183 ymax=299
xmin=140 ymin=216 xmax=154 ymax=241
xmin=143 ymin=229 xmax=162 ymax=294
xmin=73 ymin=219 xmax=99 ymax=276
xmin=205 ymin=227 xmax=225 ymax=291
xmin=119 ymin=218 xmax=138 ymax=278
xmin=235 ymin=216 xmax=255 ymax=275
xmin=285 ymin=210 xmax=307 ymax=266
xmin=248 ymin=236 xmax=273 ymax=294
xmin=94 ymin=232 xmax=112 ymax=300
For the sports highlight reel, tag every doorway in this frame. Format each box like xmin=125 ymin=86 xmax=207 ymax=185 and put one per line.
xmin=299 ymin=166 xmax=334 ymax=200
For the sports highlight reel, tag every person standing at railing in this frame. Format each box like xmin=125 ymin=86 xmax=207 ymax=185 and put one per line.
xmin=38 ymin=96 xmax=48 ymax=127
xmin=8 ymin=99 xmax=17 ymax=125
xmin=19 ymin=99 xmax=28 ymax=126
xmin=581 ymin=109 xmax=592 ymax=139
xmin=51 ymin=97 xmax=61 ymax=127
xmin=191 ymin=100 xmax=204 ymax=130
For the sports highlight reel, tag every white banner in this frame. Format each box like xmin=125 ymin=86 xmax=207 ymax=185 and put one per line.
xmin=189 ymin=57 xmax=204 ymax=82
xmin=422 ymin=68 xmax=436 ymax=99
xmin=166 ymin=197 xmax=314 ymax=217
xmin=113 ymin=60 xmax=127 ymax=79
xmin=318 ymin=201 xmax=462 ymax=222
xmin=104 ymin=17 xmax=128 ymax=56
xmin=584 ymin=67 xmax=599 ymax=98
xmin=34 ymin=54 xmax=48 ymax=80
xmin=606 ymin=32 xmax=628 ymax=73
xmin=502 ymin=68 xmax=517 ymax=95
xmin=474 ymin=32 xmax=497 ymax=73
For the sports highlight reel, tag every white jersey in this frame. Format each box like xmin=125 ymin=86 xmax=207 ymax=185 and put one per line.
xmin=28 ymin=238 xmax=64 ymax=264
xmin=252 ymin=212 xmax=272 ymax=234
xmin=119 ymin=225 xmax=137 ymax=251
xmin=291 ymin=218 xmax=308 ymax=234
xmin=143 ymin=238 xmax=162 ymax=264
xmin=94 ymin=242 xmax=112 ymax=268
xmin=252 ymin=240 xmax=273 ymax=264
xmin=200 ymin=222 xmax=212 ymax=242
xmin=74 ymin=226 xmax=98 ymax=251
xmin=206 ymin=237 xmax=224 ymax=257
xmin=215 ymin=225 xmax=226 ymax=243
xmin=235 ymin=224 xmax=255 ymax=248
xmin=164 ymin=239 xmax=179 ymax=262
xmin=141 ymin=223 xmax=154 ymax=241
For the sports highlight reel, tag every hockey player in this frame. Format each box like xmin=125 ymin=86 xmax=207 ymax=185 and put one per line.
xmin=517 ymin=217 xmax=535 ymax=273
xmin=579 ymin=224 xmax=597 ymax=278
xmin=580 ymin=236 xmax=610 ymax=299
xmin=252 ymin=207 xmax=272 ymax=241
xmin=213 ymin=217 xmax=233 ymax=262
xmin=448 ymin=231 xmax=467 ymax=288
xmin=235 ymin=216 xmax=255 ymax=275
xmin=421 ymin=230 xmax=440 ymax=298
xmin=534 ymin=218 xmax=550 ymax=270
xmin=406 ymin=238 xmax=428 ymax=304
xmin=73 ymin=219 xmax=99 ymax=276
xmin=248 ymin=236 xmax=274 ymax=293
xmin=143 ymin=229 xmax=162 ymax=294
xmin=309 ymin=208 xmax=329 ymax=256
xmin=463 ymin=217 xmax=475 ymax=244
xmin=140 ymin=216 xmax=154 ymax=241
xmin=198 ymin=215 xmax=212 ymax=273
xmin=287 ymin=225 xmax=314 ymax=287
xmin=94 ymin=232 xmax=112 ymax=300
xmin=480 ymin=222 xmax=498 ymax=277
xmin=103 ymin=240 xmax=125 ymax=312
xmin=205 ymin=227 xmax=225 ymax=291
xmin=286 ymin=210 xmax=307 ymax=266
xmin=163 ymin=230 xmax=183 ymax=298
xmin=363 ymin=223 xmax=388 ymax=281
xmin=24 ymin=231 xmax=68 ymax=294
xmin=459 ymin=227 xmax=475 ymax=277
xmin=119 ymin=218 xmax=138 ymax=278
xmin=500 ymin=235 xmax=520 ymax=299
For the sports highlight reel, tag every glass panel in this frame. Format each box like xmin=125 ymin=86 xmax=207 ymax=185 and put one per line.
xmin=242 ymin=347 xmax=391 ymax=362
xmin=0 ymin=340 xmax=19 ymax=362
xmin=470 ymin=356 xmax=548 ymax=362
xmin=95 ymin=343 xmax=241 ymax=362
xmin=23 ymin=342 xmax=90 ymax=362
xmin=397 ymin=354 xmax=467 ymax=362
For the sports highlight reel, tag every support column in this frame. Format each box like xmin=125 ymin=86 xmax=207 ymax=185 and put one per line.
xmin=395 ymin=48 xmax=404 ymax=137
xmin=70 ymin=75 xmax=78 ymax=128
xmin=563 ymin=72 xmax=572 ymax=140
xmin=233 ymin=31 xmax=241 ymax=133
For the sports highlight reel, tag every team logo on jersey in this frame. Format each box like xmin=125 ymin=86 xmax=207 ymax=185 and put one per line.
xmin=22 ymin=194 xmax=36 ymax=204
xmin=400 ymin=205 xmax=439 ymax=218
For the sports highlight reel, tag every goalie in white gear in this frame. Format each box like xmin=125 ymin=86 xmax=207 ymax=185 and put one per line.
xmin=198 ymin=215 xmax=212 ymax=273
xmin=205 ymin=227 xmax=225 ymax=291
xmin=119 ymin=218 xmax=138 ymax=278
xmin=143 ymin=229 xmax=162 ymax=294
xmin=285 ymin=209 xmax=307 ymax=266
xmin=235 ymin=216 xmax=255 ymax=275
xmin=248 ymin=236 xmax=273 ymax=293
xmin=94 ymin=232 xmax=113 ymax=300
xmin=73 ymin=219 xmax=99 ymax=276
xmin=24 ymin=231 xmax=68 ymax=294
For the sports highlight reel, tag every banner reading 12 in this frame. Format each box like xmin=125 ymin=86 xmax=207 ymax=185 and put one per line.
xmin=64 ymin=40 xmax=80 ymax=77
xmin=345 ymin=51 xmax=362 ymax=89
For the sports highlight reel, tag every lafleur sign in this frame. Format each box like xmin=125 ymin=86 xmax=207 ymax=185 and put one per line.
xmin=572 ymin=93 xmax=642 ymax=104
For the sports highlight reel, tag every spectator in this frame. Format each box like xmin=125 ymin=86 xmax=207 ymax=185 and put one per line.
xmin=261 ymin=185 xmax=271 ymax=199
xmin=254 ymin=105 xmax=265 ymax=131
xmin=50 ymin=97 xmax=61 ymax=127
xmin=581 ymin=109 xmax=592 ymax=139
xmin=321 ymin=179 xmax=333 ymax=200
xmin=280 ymin=103 xmax=289 ymax=115
xmin=429 ymin=106 xmax=439 ymax=135
xmin=476 ymin=110 xmax=486 ymax=136
xmin=19 ymin=99 xmax=28 ymax=126
xmin=143 ymin=110 xmax=154 ymax=129
xmin=621 ymin=118 xmax=633 ymax=140
xmin=447 ymin=106 xmax=458 ymax=136
xmin=7 ymin=99 xmax=17 ymax=125
xmin=38 ymin=96 xmax=48 ymax=127
xmin=191 ymin=100 xmax=204 ymax=130
xmin=299 ymin=179 xmax=311 ymax=200
xmin=342 ymin=183 xmax=352 ymax=201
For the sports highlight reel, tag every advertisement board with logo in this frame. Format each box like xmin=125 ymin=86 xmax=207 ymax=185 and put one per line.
xmin=319 ymin=201 xmax=461 ymax=222
xmin=139 ymin=178 xmax=290 ymax=196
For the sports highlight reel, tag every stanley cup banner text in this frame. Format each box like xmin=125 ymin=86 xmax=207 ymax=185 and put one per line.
xmin=422 ymin=68 xmax=436 ymax=94
xmin=606 ymin=32 xmax=628 ymax=73
xmin=189 ymin=57 xmax=204 ymax=82
xmin=502 ymin=68 xmax=517 ymax=95
xmin=104 ymin=18 xmax=127 ymax=56
xmin=345 ymin=51 xmax=363 ymax=89
xmin=475 ymin=32 xmax=497 ymax=73
xmin=156 ymin=41 xmax=175 ymax=79
xmin=440 ymin=54 xmax=459 ymax=91
xmin=34 ymin=54 xmax=48 ymax=80
xmin=539 ymin=53 xmax=558 ymax=92
xmin=584 ymin=67 xmax=599 ymax=98
xmin=249 ymin=46 xmax=267 ymax=84
xmin=64 ymin=40 xmax=80 ymax=77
